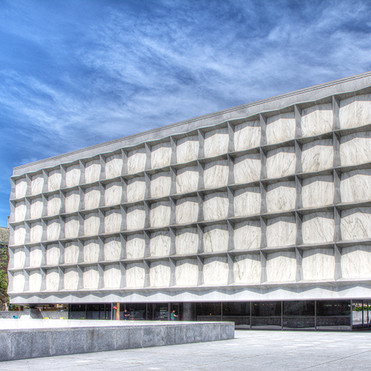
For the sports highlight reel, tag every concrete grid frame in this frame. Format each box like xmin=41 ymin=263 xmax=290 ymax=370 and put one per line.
xmin=7 ymin=71 xmax=371 ymax=305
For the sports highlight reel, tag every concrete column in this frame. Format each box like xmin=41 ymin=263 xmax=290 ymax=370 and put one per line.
xmin=121 ymin=149 xmax=128 ymax=175
xmin=294 ymin=105 xmax=302 ymax=139
xmin=183 ymin=302 xmax=194 ymax=321
xmin=332 ymin=96 xmax=340 ymax=131
xmin=260 ymin=114 xmax=267 ymax=146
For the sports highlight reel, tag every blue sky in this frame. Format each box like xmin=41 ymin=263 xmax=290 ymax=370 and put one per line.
xmin=0 ymin=0 xmax=370 ymax=227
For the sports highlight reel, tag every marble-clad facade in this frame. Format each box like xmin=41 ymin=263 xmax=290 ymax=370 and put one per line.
xmin=7 ymin=71 xmax=371 ymax=305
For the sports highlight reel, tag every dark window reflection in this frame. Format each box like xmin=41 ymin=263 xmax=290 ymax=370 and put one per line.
xmin=222 ymin=302 xmax=250 ymax=327
xmin=251 ymin=301 xmax=281 ymax=328
xmin=317 ymin=300 xmax=351 ymax=328
xmin=283 ymin=301 xmax=315 ymax=329
xmin=196 ymin=302 xmax=221 ymax=321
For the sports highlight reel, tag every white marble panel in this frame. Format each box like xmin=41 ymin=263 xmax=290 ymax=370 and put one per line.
xmin=203 ymin=257 xmax=228 ymax=285
xmin=83 ymin=240 xmax=100 ymax=263
xmin=65 ymin=216 xmax=79 ymax=239
xmin=341 ymin=207 xmax=371 ymax=241
xmin=176 ymin=167 xmax=199 ymax=194
xmin=12 ymin=272 xmax=25 ymax=292
xmin=126 ymin=263 xmax=145 ymax=288
xmin=150 ymin=201 xmax=171 ymax=228
xmin=266 ymin=182 xmax=296 ymax=213
xmin=126 ymin=177 xmax=146 ymax=203
xmin=234 ymin=187 xmax=261 ymax=217
xmin=175 ymin=228 xmax=199 ymax=255
xmin=126 ymin=234 xmax=146 ymax=259
xmin=176 ymin=136 xmax=199 ymax=163
xmin=203 ymin=193 xmax=229 ymax=221
xmin=150 ymin=261 xmax=170 ymax=287
xmin=301 ymin=140 xmax=333 ymax=173
xmin=233 ymin=154 xmax=261 ymax=184
xmin=150 ymin=172 xmax=172 ymax=198
xmin=64 ymin=268 xmax=79 ymax=290
xmin=342 ymin=246 xmax=371 ymax=279
xmin=104 ymin=182 xmax=122 ymax=206
xmin=30 ymin=198 xmax=43 ymax=219
xmin=83 ymin=267 xmax=99 ymax=289
xmin=176 ymin=197 xmax=199 ymax=224
xmin=84 ymin=213 xmax=100 ymax=236
xmin=13 ymin=248 xmax=26 ymax=269
xmin=15 ymin=178 xmax=27 ymax=198
xmin=302 ymin=248 xmax=335 ymax=281
xmin=103 ymin=237 xmax=122 ymax=261
xmin=301 ymin=103 xmax=333 ymax=137
xmin=234 ymin=254 xmax=261 ymax=284
xmin=84 ymin=186 xmax=101 ymax=210
xmin=203 ymin=224 xmax=229 ymax=253
xmin=13 ymin=225 xmax=26 ymax=245
xmin=233 ymin=120 xmax=261 ymax=152
xmin=45 ymin=269 xmax=59 ymax=291
xmin=266 ymin=216 xmax=296 ymax=247
xmin=204 ymin=128 xmax=229 ymax=157
xmin=175 ymin=259 xmax=198 ymax=286
xmin=104 ymin=264 xmax=121 ymax=288
xmin=104 ymin=209 xmax=122 ymax=234
xmin=340 ymin=132 xmax=371 ymax=166
xmin=151 ymin=142 xmax=172 ymax=169
xmin=105 ymin=153 xmax=123 ymax=179
xmin=14 ymin=201 xmax=26 ymax=222
xmin=127 ymin=148 xmax=146 ymax=174
xmin=65 ymin=190 xmax=80 ymax=213
xmin=84 ymin=159 xmax=101 ymax=184
xmin=150 ymin=231 xmax=171 ymax=257
xmin=302 ymin=175 xmax=334 ymax=208
xmin=47 ymin=219 xmax=60 ymax=241
xmin=233 ymin=221 xmax=261 ymax=250
xmin=126 ymin=206 xmax=145 ymax=230
xmin=266 ymin=251 xmax=296 ymax=282
xmin=46 ymin=244 xmax=60 ymax=266
xmin=266 ymin=112 xmax=296 ymax=144
xmin=29 ymin=270 xmax=42 ymax=292
xmin=48 ymin=169 xmax=62 ymax=191
xmin=302 ymin=212 xmax=334 ymax=244
xmin=65 ymin=164 xmax=81 ymax=187
xmin=341 ymin=170 xmax=371 ymax=204
xmin=339 ymin=94 xmax=371 ymax=129
xmin=64 ymin=242 xmax=79 ymax=264
xmin=31 ymin=174 xmax=44 ymax=195
xmin=204 ymin=160 xmax=229 ymax=189
xmin=47 ymin=194 xmax=61 ymax=216
xmin=266 ymin=147 xmax=296 ymax=178
xmin=30 ymin=222 xmax=43 ymax=243
xmin=29 ymin=246 xmax=43 ymax=267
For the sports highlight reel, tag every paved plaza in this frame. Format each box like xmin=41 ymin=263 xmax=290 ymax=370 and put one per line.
xmin=1 ymin=330 xmax=371 ymax=370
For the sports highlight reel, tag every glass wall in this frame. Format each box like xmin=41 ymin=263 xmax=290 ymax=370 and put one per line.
xmin=283 ymin=301 xmax=315 ymax=329
xmin=222 ymin=302 xmax=250 ymax=328
xmin=196 ymin=302 xmax=221 ymax=321
xmin=316 ymin=300 xmax=351 ymax=329
xmin=352 ymin=300 xmax=370 ymax=329
xmin=251 ymin=301 xmax=281 ymax=329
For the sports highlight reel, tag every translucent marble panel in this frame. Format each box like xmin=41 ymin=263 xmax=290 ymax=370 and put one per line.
xmin=341 ymin=207 xmax=371 ymax=241
xmin=204 ymin=160 xmax=229 ymax=189
xmin=266 ymin=112 xmax=295 ymax=144
xmin=103 ymin=237 xmax=122 ymax=261
xmin=105 ymin=153 xmax=123 ymax=179
xmin=30 ymin=198 xmax=43 ymax=219
xmin=203 ymin=224 xmax=229 ymax=253
xmin=64 ymin=242 xmax=79 ymax=264
xmin=126 ymin=205 xmax=145 ymax=230
xmin=13 ymin=248 xmax=26 ymax=269
xmin=150 ymin=261 xmax=170 ymax=287
xmin=47 ymin=219 xmax=60 ymax=241
xmin=47 ymin=194 xmax=61 ymax=216
xmin=233 ymin=154 xmax=261 ymax=184
xmin=176 ymin=167 xmax=199 ymax=194
xmin=30 ymin=222 xmax=43 ymax=243
xmin=150 ymin=201 xmax=171 ymax=228
xmin=176 ymin=136 xmax=199 ymax=163
xmin=29 ymin=270 xmax=42 ymax=292
xmin=302 ymin=212 xmax=334 ymax=244
xmin=340 ymin=132 xmax=371 ymax=166
xmin=203 ymin=193 xmax=228 ymax=221
xmin=301 ymin=103 xmax=333 ymax=137
xmin=48 ymin=169 xmax=62 ymax=191
xmin=45 ymin=269 xmax=59 ymax=291
xmin=151 ymin=142 xmax=172 ymax=169
xmin=65 ymin=216 xmax=81 ymax=239
xmin=104 ymin=209 xmax=122 ymax=234
xmin=203 ymin=257 xmax=228 ymax=285
xmin=266 ymin=147 xmax=296 ymax=178
xmin=126 ymin=177 xmax=146 ymax=203
xmin=65 ymin=164 xmax=81 ymax=188
xmin=234 ymin=254 xmax=261 ymax=284
xmin=65 ymin=190 xmax=80 ymax=213
xmin=302 ymin=175 xmax=334 ymax=208
xmin=127 ymin=148 xmax=146 ymax=174
xmin=15 ymin=178 xmax=27 ymax=198
xmin=339 ymin=94 xmax=371 ymax=129
xmin=150 ymin=231 xmax=171 ymax=257
xmin=104 ymin=182 xmax=122 ymax=206
xmin=31 ymin=174 xmax=44 ymax=195
xmin=85 ymin=159 xmax=101 ymax=184
xmin=46 ymin=244 xmax=60 ymax=266
xmin=64 ymin=268 xmax=79 ymax=290
xmin=266 ymin=182 xmax=296 ymax=213
xmin=104 ymin=264 xmax=121 ymax=288
xmin=175 ymin=259 xmax=198 ymax=286
xmin=341 ymin=170 xmax=371 ymax=204
xmin=301 ymin=139 xmax=333 ymax=173
xmin=233 ymin=221 xmax=261 ymax=250
xmin=234 ymin=187 xmax=261 ymax=217
xmin=266 ymin=216 xmax=296 ymax=247
xmin=126 ymin=263 xmax=145 ymax=288
xmin=266 ymin=252 xmax=296 ymax=282
xmin=14 ymin=201 xmax=26 ymax=222
xmin=204 ymin=127 xmax=229 ymax=158
xmin=126 ymin=234 xmax=146 ymax=259
xmin=150 ymin=172 xmax=171 ymax=198
xmin=83 ymin=267 xmax=99 ymax=289
xmin=13 ymin=225 xmax=26 ymax=245
xmin=233 ymin=120 xmax=261 ymax=152
xmin=176 ymin=197 xmax=199 ymax=224
xmin=302 ymin=248 xmax=335 ymax=281
xmin=84 ymin=186 xmax=101 ymax=210
xmin=12 ymin=272 xmax=25 ymax=292
xmin=83 ymin=240 xmax=100 ymax=263
xmin=84 ymin=213 xmax=100 ymax=236
xmin=175 ymin=228 xmax=199 ymax=255
xmin=342 ymin=246 xmax=371 ymax=279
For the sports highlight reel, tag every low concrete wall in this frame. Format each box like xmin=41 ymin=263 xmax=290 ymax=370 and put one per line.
xmin=0 ymin=309 xmax=43 ymax=319
xmin=0 ymin=320 xmax=234 ymax=361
